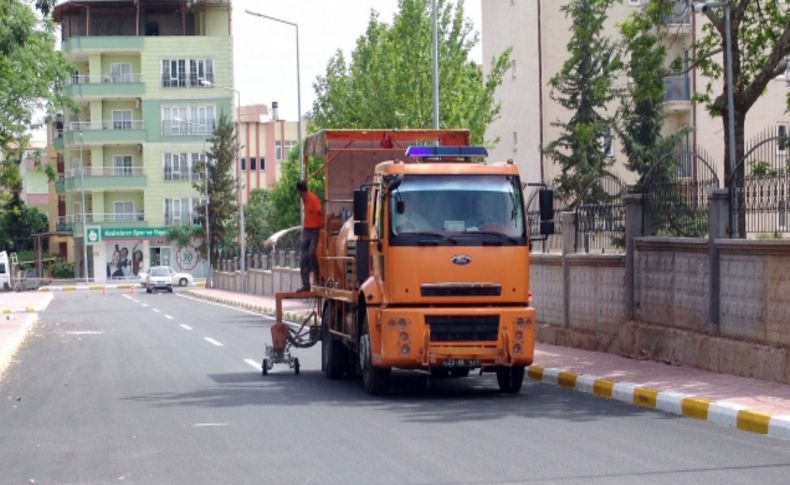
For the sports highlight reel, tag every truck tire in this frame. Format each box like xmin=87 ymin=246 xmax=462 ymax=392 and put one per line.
xmin=496 ymin=365 xmax=525 ymax=394
xmin=321 ymin=302 xmax=347 ymax=379
xmin=359 ymin=315 xmax=389 ymax=395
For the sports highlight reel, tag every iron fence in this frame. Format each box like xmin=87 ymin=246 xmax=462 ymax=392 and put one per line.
xmin=731 ymin=128 xmax=790 ymax=236
xmin=575 ymin=174 xmax=626 ymax=253
xmin=526 ymin=187 xmax=567 ymax=252
xmin=642 ymin=144 xmax=719 ymax=237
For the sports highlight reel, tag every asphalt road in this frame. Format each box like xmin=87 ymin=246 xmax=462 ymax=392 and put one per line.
xmin=1 ymin=291 xmax=789 ymax=485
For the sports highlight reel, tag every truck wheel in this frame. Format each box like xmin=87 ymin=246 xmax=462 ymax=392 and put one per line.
xmin=321 ymin=303 xmax=346 ymax=379
xmin=359 ymin=316 xmax=389 ymax=395
xmin=293 ymin=358 xmax=300 ymax=375
xmin=262 ymin=358 xmax=268 ymax=376
xmin=496 ymin=365 xmax=525 ymax=394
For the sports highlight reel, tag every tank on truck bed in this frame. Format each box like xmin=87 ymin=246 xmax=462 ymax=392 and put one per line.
xmin=301 ymin=129 xmax=537 ymax=395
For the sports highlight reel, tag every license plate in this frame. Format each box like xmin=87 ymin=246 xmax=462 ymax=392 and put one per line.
xmin=442 ymin=359 xmax=480 ymax=368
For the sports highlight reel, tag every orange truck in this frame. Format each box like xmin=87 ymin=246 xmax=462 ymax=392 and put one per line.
xmin=304 ymin=129 xmax=543 ymax=395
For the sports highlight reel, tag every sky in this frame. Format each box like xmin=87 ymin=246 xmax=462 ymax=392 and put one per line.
xmin=231 ymin=0 xmax=482 ymax=121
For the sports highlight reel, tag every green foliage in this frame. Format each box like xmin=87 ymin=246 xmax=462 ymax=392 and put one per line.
xmin=682 ymin=0 xmax=790 ymax=181
xmin=618 ymin=0 xmax=688 ymax=189
xmin=165 ymin=224 xmax=203 ymax=251
xmin=0 ymin=203 xmax=48 ymax=253
xmin=310 ymin=0 xmax=510 ymax=145
xmin=265 ymin=145 xmax=325 ymax=234
xmin=0 ymin=1 xmax=73 ymax=159
xmin=51 ymin=261 xmax=74 ymax=279
xmin=244 ymin=189 xmax=277 ymax=252
xmin=545 ymin=0 xmax=621 ymax=203
xmin=192 ymin=111 xmax=240 ymax=267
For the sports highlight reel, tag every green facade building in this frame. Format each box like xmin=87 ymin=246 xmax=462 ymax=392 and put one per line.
xmin=52 ymin=0 xmax=232 ymax=282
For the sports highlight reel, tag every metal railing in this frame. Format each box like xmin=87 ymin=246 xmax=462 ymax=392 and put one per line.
xmin=56 ymin=212 xmax=145 ymax=224
xmin=664 ymin=74 xmax=691 ymax=102
xmin=662 ymin=1 xmax=690 ymax=25
xmin=70 ymin=73 xmax=142 ymax=85
xmin=66 ymin=120 xmax=145 ymax=131
xmin=574 ymin=174 xmax=627 ymax=254
xmin=161 ymin=120 xmax=216 ymax=136
xmin=64 ymin=166 xmax=144 ymax=178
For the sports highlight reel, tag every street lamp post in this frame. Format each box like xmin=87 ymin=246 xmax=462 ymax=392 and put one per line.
xmin=244 ymin=9 xmax=303 ymax=180
xmin=694 ymin=1 xmax=736 ymax=231
xmin=79 ymin=130 xmax=88 ymax=284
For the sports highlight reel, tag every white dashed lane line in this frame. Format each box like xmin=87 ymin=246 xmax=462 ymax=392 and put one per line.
xmin=204 ymin=337 xmax=223 ymax=347
xmin=244 ymin=359 xmax=261 ymax=370
xmin=179 ymin=324 xmax=193 ymax=331
xmin=152 ymin=308 xmax=160 ymax=313
xmin=141 ymin=303 xmax=149 ymax=308
xmin=164 ymin=314 xmax=174 ymax=320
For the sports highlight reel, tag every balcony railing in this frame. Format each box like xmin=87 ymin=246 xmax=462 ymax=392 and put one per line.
xmin=664 ymin=74 xmax=691 ymax=102
xmin=57 ymin=212 xmax=146 ymax=225
xmin=65 ymin=166 xmax=144 ymax=178
xmin=161 ymin=120 xmax=215 ymax=136
xmin=65 ymin=120 xmax=145 ymax=131
xmin=70 ymin=73 xmax=143 ymax=85
xmin=663 ymin=2 xmax=690 ymax=26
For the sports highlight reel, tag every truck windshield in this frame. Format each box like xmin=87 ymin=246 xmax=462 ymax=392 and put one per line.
xmin=389 ymin=174 xmax=526 ymax=246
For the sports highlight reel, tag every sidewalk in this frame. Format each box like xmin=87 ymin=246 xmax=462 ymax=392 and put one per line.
xmin=186 ymin=287 xmax=790 ymax=441
xmin=0 ymin=292 xmax=53 ymax=379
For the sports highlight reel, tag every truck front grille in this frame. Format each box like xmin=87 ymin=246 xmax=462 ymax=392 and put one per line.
xmin=426 ymin=315 xmax=499 ymax=342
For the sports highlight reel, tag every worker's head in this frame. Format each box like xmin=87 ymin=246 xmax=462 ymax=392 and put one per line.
xmin=296 ymin=180 xmax=307 ymax=194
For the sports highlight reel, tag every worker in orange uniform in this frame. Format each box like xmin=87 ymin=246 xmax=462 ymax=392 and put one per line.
xmin=296 ymin=180 xmax=322 ymax=292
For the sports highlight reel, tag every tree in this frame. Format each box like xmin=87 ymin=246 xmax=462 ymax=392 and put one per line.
xmin=618 ymin=0 xmax=687 ymax=186
xmin=310 ymin=0 xmax=510 ymax=145
xmin=192 ymin=111 xmax=240 ymax=268
xmin=545 ymin=0 xmax=621 ymax=204
xmin=0 ymin=0 xmax=72 ymax=159
xmin=0 ymin=204 xmax=48 ymax=253
xmin=686 ymin=1 xmax=790 ymax=236
xmin=244 ymin=189 xmax=277 ymax=252
xmin=265 ymin=145 xmax=325 ymax=233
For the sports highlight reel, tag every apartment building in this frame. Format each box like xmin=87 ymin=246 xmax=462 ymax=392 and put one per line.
xmin=482 ymin=0 xmax=790 ymax=189
xmin=51 ymin=0 xmax=233 ymax=282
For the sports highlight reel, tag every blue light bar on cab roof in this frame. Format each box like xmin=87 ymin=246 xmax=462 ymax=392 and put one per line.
xmin=405 ymin=145 xmax=488 ymax=158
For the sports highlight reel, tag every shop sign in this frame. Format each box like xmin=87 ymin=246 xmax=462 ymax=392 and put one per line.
xmin=101 ymin=227 xmax=168 ymax=239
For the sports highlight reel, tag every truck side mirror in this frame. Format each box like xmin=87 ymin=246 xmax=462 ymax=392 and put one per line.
xmin=353 ymin=189 xmax=368 ymax=222
xmin=538 ymin=189 xmax=555 ymax=235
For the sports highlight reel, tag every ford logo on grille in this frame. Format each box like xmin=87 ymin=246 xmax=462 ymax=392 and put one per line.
xmin=451 ymin=255 xmax=472 ymax=265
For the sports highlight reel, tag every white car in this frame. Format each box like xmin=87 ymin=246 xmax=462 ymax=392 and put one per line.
xmin=140 ymin=266 xmax=194 ymax=292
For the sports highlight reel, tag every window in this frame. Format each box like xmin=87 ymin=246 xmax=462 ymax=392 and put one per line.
xmin=511 ymin=59 xmax=517 ymax=80
xmin=259 ymin=156 xmax=266 ymax=171
xmin=240 ymin=158 xmax=246 ymax=171
xmin=109 ymin=63 xmax=132 ymax=83
xmin=250 ymin=157 xmax=256 ymax=171
xmin=112 ymin=110 xmax=132 ymax=130
xmin=113 ymin=155 xmax=133 ymax=176
xmin=164 ymin=197 xmax=193 ymax=225
xmin=162 ymin=105 xmax=215 ymax=136
xmin=628 ymin=0 xmax=640 ymax=5
xmin=162 ymin=58 xmax=214 ymax=88
xmin=599 ymin=136 xmax=614 ymax=157
xmin=190 ymin=153 xmax=207 ymax=181
xmin=189 ymin=59 xmax=214 ymax=87
xmin=778 ymin=123 xmax=789 ymax=155
xmin=512 ymin=131 xmax=518 ymax=153
xmin=114 ymin=201 xmax=134 ymax=222
xmin=275 ymin=140 xmax=297 ymax=161
xmin=163 ymin=153 xmax=189 ymax=181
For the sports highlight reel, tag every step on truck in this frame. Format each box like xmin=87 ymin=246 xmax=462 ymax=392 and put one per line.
xmin=305 ymin=129 xmax=548 ymax=395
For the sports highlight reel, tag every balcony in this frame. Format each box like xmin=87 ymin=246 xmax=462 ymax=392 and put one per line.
xmin=63 ymin=166 xmax=147 ymax=192
xmin=61 ymin=36 xmax=144 ymax=56
xmin=161 ymin=120 xmax=216 ymax=137
xmin=56 ymin=212 xmax=147 ymax=235
xmin=664 ymin=74 xmax=691 ymax=112
xmin=63 ymin=74 xmax=144 ymax=100
xmin=62 ymin=120 xmax=146 ymax=145
xmin=662 ymin=2 xmax=691 ymax=34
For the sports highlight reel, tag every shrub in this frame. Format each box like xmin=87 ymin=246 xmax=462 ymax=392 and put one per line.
xmin=51 ymin=261 xmax=74 ymax=279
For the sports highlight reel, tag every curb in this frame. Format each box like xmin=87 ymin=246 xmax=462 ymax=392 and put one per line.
xmin=184 ymin=290 xmax=312 ymax=324
xmin=0 ymin=313 xmax=39 ymax=380
xmin=527 ymin=364 xmax=790 ymax=441
xmin=40 ymin=281 xmax=205 ymax=292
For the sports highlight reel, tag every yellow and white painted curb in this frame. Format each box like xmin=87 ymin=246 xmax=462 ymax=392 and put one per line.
xmin=527 ymin=364 xmax=790 ymax=441
xmin=40 ymin=281 xmax=205 ymax=292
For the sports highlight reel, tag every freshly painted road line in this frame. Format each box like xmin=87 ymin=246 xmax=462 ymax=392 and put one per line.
xmin=244 ymin=359 xmax=261 ymax=370
xmin=141 ymin=303 xmax=149 ymax=308
xmin=204 ymin=337 xmax=223 ymax=347
xmin=152 ymin=309 xmax=160 ymax=313
xmin=193 ymin=423 xmax=229 ymax=428
xmin=65 ymin=331 xmax=104 ymax=335
xmin=164 ymin=315 xmax=174 ymax=320
xmin=179 ymin=324 xmax=193 ymax=331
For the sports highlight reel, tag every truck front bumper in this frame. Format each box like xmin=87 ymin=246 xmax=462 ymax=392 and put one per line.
xmin=370 ymin=306 xmax=536 ymax=369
